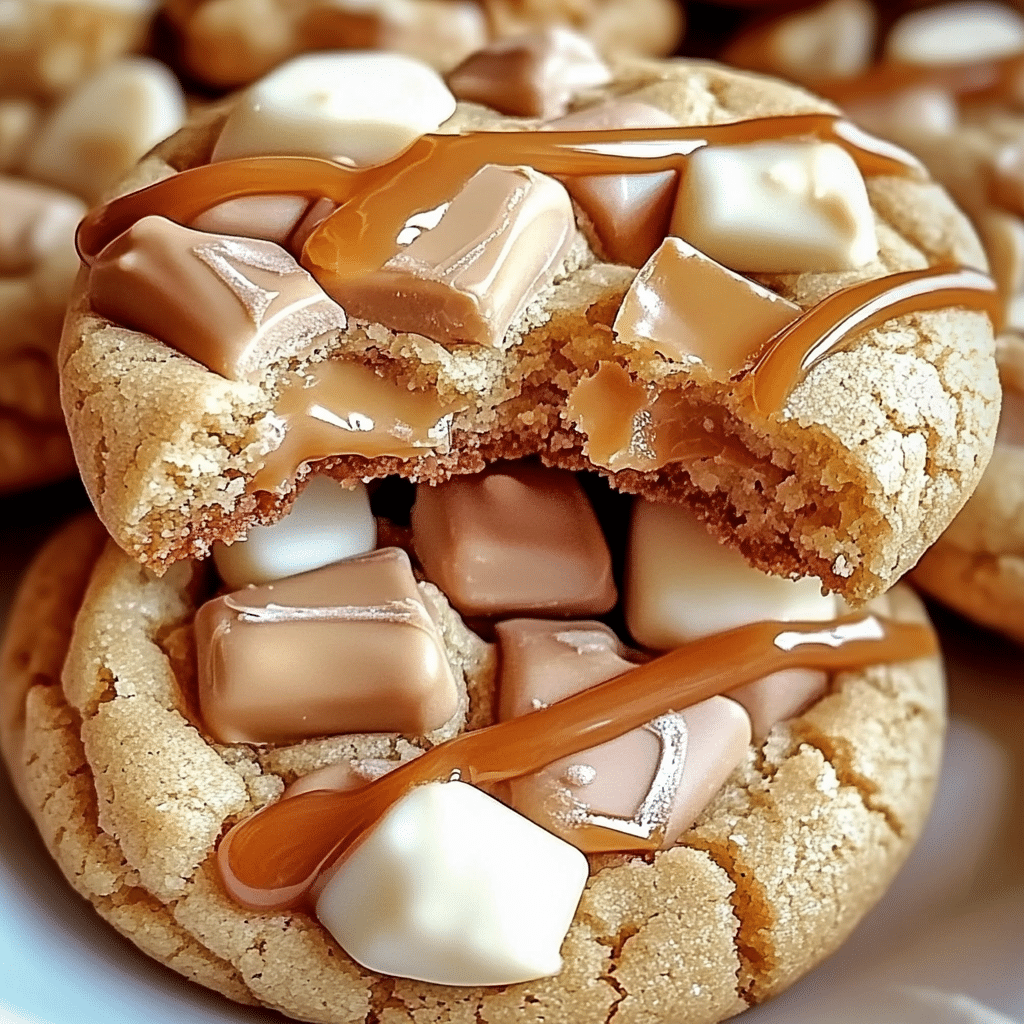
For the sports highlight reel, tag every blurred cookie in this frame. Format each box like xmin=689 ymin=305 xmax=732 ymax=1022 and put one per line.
xmin=0 ymin=56 xmax=185 ymax=494
xmin=912 ymin=335 xmax=1024 ymax=643
xmin=164 ymin=0 xmax=685 ymax=89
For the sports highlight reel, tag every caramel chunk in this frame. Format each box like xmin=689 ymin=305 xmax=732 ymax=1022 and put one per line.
xmin=87 ymin=215 xmax=348 ymax=381
xmin=331 ymin=164 xmax=575 ymax=348
xmin=446 ymin=28 xmax=611 ymax=120
xmin=496 ymin=619 xmax=752 ymax=852
xmin=195 ymin=547 xmax=459 ymax=744
xmin=546 ymin=100 xmax=678 ymax=266
xmin=410 ymin=463 xmax=616 ymax=618
xmin=613 ymin=238 xmax=801 ymax=379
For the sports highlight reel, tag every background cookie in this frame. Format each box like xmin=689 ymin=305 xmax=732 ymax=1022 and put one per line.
xmin=162 ymin=0 xmax=685 ymax=90
xmin=912 ymin=336 xmax=1024 ymax=644
xmin=1 ymin=23 xmax=186 ymax=495
xmin=0 ymin=512 xmax=946 ymax=1023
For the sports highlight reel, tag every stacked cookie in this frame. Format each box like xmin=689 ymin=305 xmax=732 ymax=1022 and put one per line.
xmin=0 ymin=15 xmax=1007 ymax=1024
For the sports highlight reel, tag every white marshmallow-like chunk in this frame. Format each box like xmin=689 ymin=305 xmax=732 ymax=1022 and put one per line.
xmin=626 ymin=500 xmax=837 ymax=650
xmin=211 ymin=52 xmax=457 ymax=166
xmin=212 ymin=476 xmax=375 ymax=588
xmin=315 ymin=781 xmax=588 ymax=986
xmin=671 ymin=139 xmax=878 ymax=273
xmin=24 ymin=57 xmax=186 ymax=203
xmin=886 ymin=2 xmax=1024 ymax=65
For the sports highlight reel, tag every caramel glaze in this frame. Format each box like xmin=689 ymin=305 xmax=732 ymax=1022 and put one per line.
xmin=218 ymin=612 xmax=936 ymax=912
xmin=747 ymin=265 xmax=1003 ymax=413
xmin=77 ymin=114 xmax=922 ymax=278
xmin=822 ymin=52 xmax=1024 ymax=107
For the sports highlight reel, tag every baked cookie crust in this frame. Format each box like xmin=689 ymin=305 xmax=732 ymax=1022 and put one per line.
xmin=1 ymin=514 xmax=946 ymax=1023
xmin=59 ymin=57 xmax=1000 ymax=604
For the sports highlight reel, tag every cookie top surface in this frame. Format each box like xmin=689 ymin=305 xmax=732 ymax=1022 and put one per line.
xmin=60 ymin=50 xmax=1000 ymax=602
xmin=0 ymin=510 xmax=946 ymax=1022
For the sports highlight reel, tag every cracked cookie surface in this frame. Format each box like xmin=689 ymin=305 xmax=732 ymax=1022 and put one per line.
xmin=59 ymin=57 xmax=999 ymax=603
xmin=0 ymin=515 xmax=946 ymax=1024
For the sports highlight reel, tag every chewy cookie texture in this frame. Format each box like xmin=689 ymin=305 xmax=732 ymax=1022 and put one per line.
xmin=0 ymin=493 xmax=945 ymax=1022
xmin=61 ymin=47 xmax=1000 ymax=605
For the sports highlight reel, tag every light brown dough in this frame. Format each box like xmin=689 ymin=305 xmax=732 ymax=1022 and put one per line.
xmin=1 ymin=514 xmax=946 ymax=1023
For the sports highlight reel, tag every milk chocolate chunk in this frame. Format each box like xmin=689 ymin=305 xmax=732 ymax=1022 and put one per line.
xmin=729 ymin=669 xmax=829 ymax=742
xmin=496 ymin=620 xmax=752 ymax=852
xmin=614 ymin=237 xmax=801 ymax=379
xmin=194 ymin=547 xmax=459 ymax=744
xmin=330 ymin=164 xmax=575 ymax=348
xmin=411 ymin=463 xmax=616 ymax=618
xmin=546 ymin=101 xmax=678 ymax=267
xmin=446 ymin=28 xmax=611 ymax=120
xmin=87 ymin=215 xmax=348 ymax=381
xmin=190 ymin=195 xmax=312 ymax=247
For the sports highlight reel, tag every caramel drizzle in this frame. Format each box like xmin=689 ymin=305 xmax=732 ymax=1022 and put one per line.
xmin=747 ymin=264 xmax=1003 ymax=413
xmin=76 ymin=114 xmax=921 ymax=277
xmin=218 ymin=612 xmax=936 ymax=911
xmin=822 ymin=51 xmax=1024 ymax=106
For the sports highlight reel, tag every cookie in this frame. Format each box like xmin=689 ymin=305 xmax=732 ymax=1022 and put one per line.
xmin=911 ymin=335 xmax=1024 ymax=643
xmin=0 ymin=56 xmax=186 ymax=494
xmin=60 ymin=47 xmax=998 ymax=603
xmin=0 ymin=487 xmax=946 ymax=1022
xmin=163 ymin=0 xmax=685 ymax=90
xmin=0 ymin=0 xmax=157 ymax=100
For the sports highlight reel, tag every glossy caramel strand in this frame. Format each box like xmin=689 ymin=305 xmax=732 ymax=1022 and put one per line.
xmin=218 ymin=612 xmax=936 ymax=912
xmin=822 ymin=52 xmax=1024 ymax=107
xmin=746 ymin=264 xmax=1002 ymax=414
xmin=77 ymin=114 xmax=920 ymax=274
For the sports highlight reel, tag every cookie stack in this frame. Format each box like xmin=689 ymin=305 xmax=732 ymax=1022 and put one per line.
xmin=0 ymin=6 xmax=1010 ymax=1024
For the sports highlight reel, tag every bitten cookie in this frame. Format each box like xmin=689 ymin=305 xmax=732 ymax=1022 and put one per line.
xmin=60 ymin=47 xmax=999 ymax=602
xmin=1 ymin=500 xmax=946 ymax=1024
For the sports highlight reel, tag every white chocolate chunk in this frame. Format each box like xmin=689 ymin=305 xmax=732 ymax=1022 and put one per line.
xmin=769 ymin=0 xmax=877 ymax=82
xmin=315 ymin=781 xmax=588 ymax=986
xmin=212 ymin=476 xmax=375 ymax=588
xmin=671 ymin=140 xmax=878 ymax=273
xmin=626 ymin=499 xmax=837 ymax=650
xmin=211 ymin=52 xmax=457 ymax=165
xmin=24 ymin=57 xmax=186 ymax=203
xmin=886 ymin=2 xmax=1024 ymax=65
